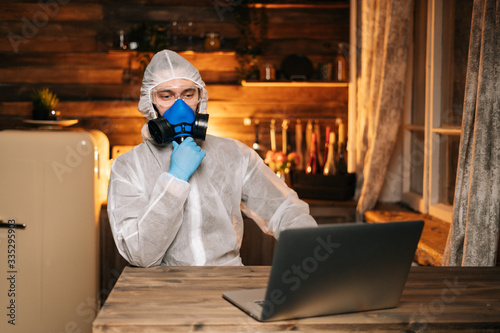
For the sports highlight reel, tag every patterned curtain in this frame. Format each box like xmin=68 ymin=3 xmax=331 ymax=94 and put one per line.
xmin=353 ymin=0 xmax=413 ymax=220
xmin=443 ymin=0 xmax=500 ymax=266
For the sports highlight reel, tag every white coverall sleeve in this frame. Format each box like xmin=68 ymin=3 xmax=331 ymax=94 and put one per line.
xmin=107 ymin=158 xmax=190 ymax=267
xmin=240 ymin=145 xmax=317 ymax=238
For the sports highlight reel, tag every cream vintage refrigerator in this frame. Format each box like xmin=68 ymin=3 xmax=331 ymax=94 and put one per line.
xmin=0 ymin=128 xmax=109 ymax=333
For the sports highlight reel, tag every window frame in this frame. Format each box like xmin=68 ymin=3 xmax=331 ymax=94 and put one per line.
xmin=402 ymin=0 xmax=463 ymax=223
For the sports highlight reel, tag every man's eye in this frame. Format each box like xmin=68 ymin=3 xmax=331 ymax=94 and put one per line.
xmin=159 ymin=93 xmax=173 ymax=99
xmin=182 ymin=89 xmax=197 ymax=99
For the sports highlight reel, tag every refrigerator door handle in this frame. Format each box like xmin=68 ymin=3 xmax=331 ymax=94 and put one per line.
xmin=0 ymin=219 xmax=26 ymax=229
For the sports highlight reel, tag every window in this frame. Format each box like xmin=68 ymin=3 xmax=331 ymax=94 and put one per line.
xmin=402 ymin=0 xmax=473 ymax=222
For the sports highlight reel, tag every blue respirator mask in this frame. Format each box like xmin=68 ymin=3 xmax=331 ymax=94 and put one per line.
xmin=148 ymin=99 xmax=209 ymax=145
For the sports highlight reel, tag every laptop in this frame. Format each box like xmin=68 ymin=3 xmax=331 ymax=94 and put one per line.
xmin=223 ymin=220 xmax=424 ymax=321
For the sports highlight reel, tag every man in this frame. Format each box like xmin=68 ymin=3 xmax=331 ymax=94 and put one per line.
xmin=107 ymin=50 xmax=317 ymax=267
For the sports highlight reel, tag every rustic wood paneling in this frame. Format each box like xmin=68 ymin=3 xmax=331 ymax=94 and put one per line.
xmin=0 ymin=35 xmax=100 ymax=53
xmin=0 ymin=22 xmax=100 ymax=37
xmin=0 ymin=67 xmax=123 ymax=84
xmin=0 ymin=83 xmax=141 ymax=101
xmin=0 ymin=3 xmax=103 ymax=21
xmin=208 ymin=84 xmax=348 ymax=101
xmin=0 ymin=51 xmax=130 ymax=67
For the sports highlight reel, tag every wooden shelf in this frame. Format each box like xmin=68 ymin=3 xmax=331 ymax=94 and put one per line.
xmin=249 ymin=0 xmax=349 ymax=9
xmin=240 ymin=80 xmax=349 ymax=87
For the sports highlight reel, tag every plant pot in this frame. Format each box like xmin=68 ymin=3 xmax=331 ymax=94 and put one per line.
xmin=32 ymin=108 xmax=50 ymax=120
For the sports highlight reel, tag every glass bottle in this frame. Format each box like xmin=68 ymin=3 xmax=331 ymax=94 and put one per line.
xmin=204 ymin=32 xmax=221 ymax=51
xmin=334 ymin=44 xmax=347 ymax=82
xmin=304 ymin=120 xmax=313 ymax=170
xmin=337 ymin=142 xmax=347 ymax=175
xmin=252 ymin=119 xmax=265 ymax=159
xmin=322 ymin=126 xmax=331 ymax=170
xmin=306 ymin=132 xmax=321 ymax=175
xmin=323 ymin=131 xmax=337 ymax=175
xmin=295 ymin=120 xmax=304 ymax=170
xmin=337 ymin=122 xmax=347 ymax=174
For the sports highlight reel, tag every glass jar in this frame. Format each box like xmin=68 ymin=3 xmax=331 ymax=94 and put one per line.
xmin=204 ymin=32 xmax=221 ymax=51
xmin=259 ymin=63 xmax=276 ymax=81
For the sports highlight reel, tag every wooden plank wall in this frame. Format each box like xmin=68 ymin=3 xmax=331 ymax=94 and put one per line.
xmin=0 ymin=0 xmax=350 ymax=151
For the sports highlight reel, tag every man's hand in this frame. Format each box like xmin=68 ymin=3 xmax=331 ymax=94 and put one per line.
xmin=168 ymin=137 xmax=206 ymax=182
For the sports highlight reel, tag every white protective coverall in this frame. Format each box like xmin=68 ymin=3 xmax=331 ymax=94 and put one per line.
xmin=107 ymin=50 xmax=317 ymax=267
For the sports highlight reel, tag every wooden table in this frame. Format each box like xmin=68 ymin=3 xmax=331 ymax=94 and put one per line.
xmin=93 ymin=266 xmax=500 ymax=332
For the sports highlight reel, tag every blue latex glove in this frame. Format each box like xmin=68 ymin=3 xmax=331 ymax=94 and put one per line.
xmin=168 ymin=137 xmax=206 ymax=182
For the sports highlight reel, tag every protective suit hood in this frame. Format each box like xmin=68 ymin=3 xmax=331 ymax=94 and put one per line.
xmin=138 ymin=50 xmax=209 ymax=142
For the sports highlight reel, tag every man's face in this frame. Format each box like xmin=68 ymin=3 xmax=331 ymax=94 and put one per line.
xmin=151 ymin=79 xmax=201 ymax=116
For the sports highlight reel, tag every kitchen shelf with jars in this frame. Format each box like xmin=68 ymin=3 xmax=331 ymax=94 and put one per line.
xmin=107 ymin=19 xmax=350 ymax=86
xmin=109 ymin=48 xmax=350 ymax=88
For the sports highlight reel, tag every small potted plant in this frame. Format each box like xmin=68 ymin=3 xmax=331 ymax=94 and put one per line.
xmin=233 ymin=1 xmax=269 ymax=82
xmin=31 ymin=87 xmax=59 ymax=120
